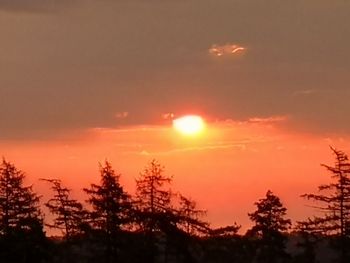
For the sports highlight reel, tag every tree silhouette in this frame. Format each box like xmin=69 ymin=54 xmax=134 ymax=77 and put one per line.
xmin=300 ymin=147 xmax=350 ymax=262
xmin=0 ymin=158 xmax=42 ymax=235
xmin=135 ymin=159 xmax=175 ymax=262
xmin=135 ymin=159 xmax=173 ymax=233
xmin=205 ymin=223 xmax=254 ymax=263
xmin=84 ymin=161 xmax=132 ymax=262
xmin=0 ymin=159 xmax=46 ymax=262
xmin=248 ymin=190 xmax=291 ymax=263
xmin=162 ymin=194 xmax=209 ymax=263
xmin=42 ymin=178 xmax=85 ymax=239
xmin=4 ymin=154 xmax=348 ymax=262
xmin=209 ymin=223 xmax=241 ymax=238
xmin=177 ymin=194 xmax=208 ymax=236
xmin=293 ymin=221 xmax=319 ymax=263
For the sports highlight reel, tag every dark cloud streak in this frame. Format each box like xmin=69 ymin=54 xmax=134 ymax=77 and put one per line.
xmin=0 ymin=0 xmax=78 ymax=13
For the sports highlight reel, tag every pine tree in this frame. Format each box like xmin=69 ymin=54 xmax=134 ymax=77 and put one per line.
xmin=42 ymin=178 xmax=85 ymax=239
xmin=0 ymin=158 xmax=42 ymax=235
xmin=84 ymin=161 xmax=131 ymax=233
xmin=0 ymin=159 xmax=46 ymax=263
xmin=135 ymin=159 xmax=173 ymax=233
xmin=84 ymin=161 xmax=132 ymax=262
xmin=248 ymin=190 xmax=291 ymax=263
xmin=177 ymin=195 xmax=208 ymax=236
xmin=300 ymin=147 xmax=350 ymax=262
xmin=134 ymin=160 xmax=175 ymax=263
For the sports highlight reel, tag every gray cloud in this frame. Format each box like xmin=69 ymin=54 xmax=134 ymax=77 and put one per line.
xmin=0 ymin=0 xmax=350 ymax=139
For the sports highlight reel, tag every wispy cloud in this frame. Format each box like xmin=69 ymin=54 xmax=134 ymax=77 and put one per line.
xmin=248 ymin=115 xmax=288 ymax=124
xmin=293 ymin=89 xmax=316 ymax=96
xmin=134 ymin=143 xmax=248 ymax=156
xmin=115 ymin=112 xmax=129 ymax=119
xmin=209 ymin=43 xmax=246 ymax=57
xmin=162 ymin=113 xmax=175 ymax=120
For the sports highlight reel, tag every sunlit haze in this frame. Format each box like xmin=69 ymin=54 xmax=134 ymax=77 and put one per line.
xmin=173 ymin=115 xmax=206 ymax=136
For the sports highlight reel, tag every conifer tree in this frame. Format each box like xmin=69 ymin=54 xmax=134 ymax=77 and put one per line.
xmin=177 ymin=195 xmax=208 ymax=236
xmin=248 ymin=190 xmax=291 ymax=263
xmin=84 ymin=161 xmax=132 ymax=233
xmin=0 ymin=159 xmax=46 ymax=262
xmin=84 ymin=161 xmax=132 ymax=262
xmin=42 ymin=178 xmax=85 ymax=239
xmin=134 ymin=160 xmax=175 ymax=263
xmin=0 ymin=158 xmax=42 ymax=235
xmin=300 ymin=147 xmax=350 ymax=262
xmin=135 ymin=159 xmax=173 ymax=233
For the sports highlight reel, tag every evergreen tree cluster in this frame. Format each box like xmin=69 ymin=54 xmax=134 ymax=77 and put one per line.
xmin=0 ymin=146 xmax=349 ymax=263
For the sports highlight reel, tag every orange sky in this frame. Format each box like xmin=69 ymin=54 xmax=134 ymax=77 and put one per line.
xmin=2 ymin=118 xmax=349 ymax=233
xmin=1 ymin=1 xmax=350 ymax=238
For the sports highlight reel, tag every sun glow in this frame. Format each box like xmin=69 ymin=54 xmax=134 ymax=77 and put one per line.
xmin=173 ymin=115 xmax=206 ymax=136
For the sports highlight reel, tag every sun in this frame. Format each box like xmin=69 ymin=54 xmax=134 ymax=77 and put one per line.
xmin=173 ymin=115 xmax=206 ymax=136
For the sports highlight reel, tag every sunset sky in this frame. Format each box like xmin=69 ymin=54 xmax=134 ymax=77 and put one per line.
xmin=1 ymin=0 xmax=350 ymax=232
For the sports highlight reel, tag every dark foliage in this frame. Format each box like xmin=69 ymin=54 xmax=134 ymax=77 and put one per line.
xmin=300 ymin=147 xmax=350 ymax=263
xmin=247 ymin=190 xmax=292 ymax=263
xmin=84 ymin=161 xmax=133 ymax=262
xmin=0 ymin=150 xmax=349 ymax=263
xmin=0 ymin=159 xmax=47 ymax=262
xmin=42 ymin=178 xmax=86 ymax=239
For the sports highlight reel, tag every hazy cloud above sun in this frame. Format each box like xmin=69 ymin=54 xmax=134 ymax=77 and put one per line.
xmin=0 ymin=0 xmax=350 ymax=139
